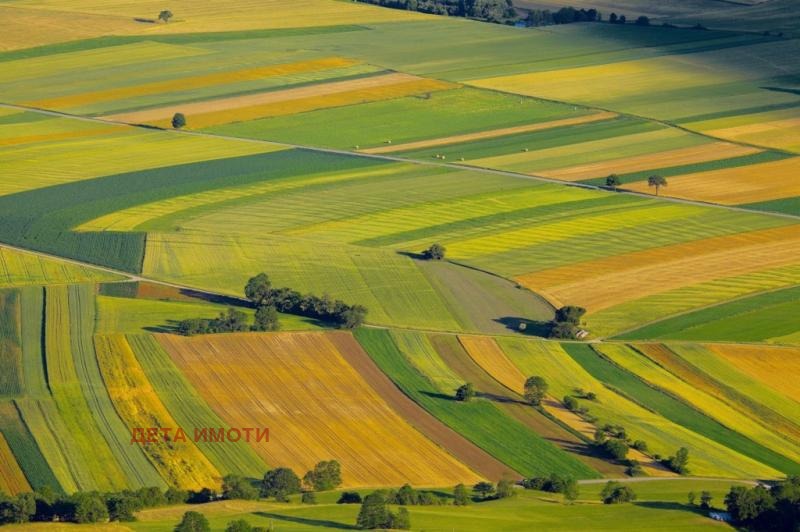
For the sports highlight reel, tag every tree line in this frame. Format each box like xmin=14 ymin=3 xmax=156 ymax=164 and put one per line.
xmin=355 ymin=0 xmax=517 ymax=24
xmin=178 ymin=273 xmax=367 ymax=335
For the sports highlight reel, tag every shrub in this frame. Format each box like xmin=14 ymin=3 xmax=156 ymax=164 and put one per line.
xmin=172 ymin=112 xmax=186 ymax=129
xmin=423 ymin=243 xmax=446 ymax=260
xmin=455 ymin=383 xmax=475 ymax=402
xmin=601 ymin=482 xmax=636 ymax=504
xmin=175 ymin=511 xmax=210 ymax=532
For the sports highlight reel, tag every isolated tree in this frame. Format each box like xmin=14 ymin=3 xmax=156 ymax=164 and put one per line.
xmin=603 ymin=438 xmax=629 ymax=461
xmin=608 ymin=13 xmax=618 ymax=24
xmin=356 ymin=492 xmax=390 ymax=529
xmin=668 ymin=447 xmax=690 ymax=475
xmin=453 ymin=484 xmax=470 ymax=506
xmin=473 ymin=481 xmax=496 ymax=500
xmin=252 ymin=305 xmax=280 ymax=332
xmin=158 ymin=10 xmax=173 ymax=22
xmin=496 ymin=478 xmax=516 ymax=499
xmin=524 ymin=376 xmax=548 ymax=406
xmin=171 ymin=112 xmax=186 ymax=129
xmin=555 ymin=305 xmax=586 ymax=325
xmin=688 ymin=491 xmax=697 ymax=506
xmin=423 ymin=243 xmax=446 ymax=260
xmin=390 ymin=507 xmax=411 ymax=530
xmin=648 ymin=174 xmax=667 ymax=196
xmin=455 ymin=382 xmax=475 ymax=402
xmin=700 ymin=491 xmax=713 ymax=509
xmin=261 ymin=468 xmax=301 ymax=500
xmin=563 ymin=395 xmax=579 ymax=411
xmin=175 ymin=511 xmax=210 ymax=532
xmin=601 ymin=481 xmax=636 ymax=504
xmin=245 ymin=273 xmax=273 ymax=306
xmin=303 ymin=460 xmax=342 ymax=492
xmin=225 ymin=519 xmax=253 ymax=532
xmin=563 ymin=478 xmax=580 ymax=503
xmin=222 ymin=474 xmax=258 ymax=500
xmin=635 ymin=15 xmax=650 ymax=26
xmin=606 ymin=173 xmax=622 ymax=191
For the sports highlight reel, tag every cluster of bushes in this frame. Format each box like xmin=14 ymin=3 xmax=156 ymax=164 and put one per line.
xmin=175 ymin=512 xmax=268 ymax=532
xmin=547 ymin=305 xmax=586 ymax=339
xmin=562 ymin=388 xmax=597 ymax=418
xmin=724 ymin=476 xmax=799 ymax=530
xmin=356 ymin=491 xmax=411 ymax=530
xmin=245 ymin=273 xmax=367 ymax=330
xmin=0 ymin=485 xmax=203 ymax=525
xmin=601 ymin=481 xmax=637 ymax=504
xmin=259 ymin=461 xmax=343 ymax=502
xmin=472 ymin=478 xmax=516 ymax=500
xmin=525 ymin=7 xmax=600 ymax=26
xmin=522 ymin=474 xmax=579 ymax=501
xmin=356 ymin=0 xmax=516 ymax=24
xmin=178 ymin=308 xmax=251 ymax=335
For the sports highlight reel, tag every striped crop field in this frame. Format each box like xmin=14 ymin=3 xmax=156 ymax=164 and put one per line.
xmin=355 ymin=328 xmax=600 ymax=479
xmin=707 ymin=344 xmax=800 ymax=404
xmin=0 ymin=401 xmax=62 ymax=492
xmin=43 ymin=285 xmax=130 ymax=491
xmin=0 ymin=247 xmax=121 ymax=288
xmin=635 ymin=343 xmax=800 ymax=443
xmin=95 ymin=333 xmax=220 ymax=489
xmin=596 ymin=343 xmax=800 ymax=470
xmin=157 ymin=331 xmax=480 ymax=487
xmin=129 ymin=334 xmax=268 ymax=478
xmin=496 ymin=338 xmax=778 ymax=478
xmin=0 ymin=431 xmax=31 ymax=495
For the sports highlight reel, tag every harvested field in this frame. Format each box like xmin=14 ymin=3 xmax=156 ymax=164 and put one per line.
xmin=29 ymin=57 xmax=360 ymax=110
xmin=329 ymin=332 xmax=506 ymax=481
xmin=624 ymin=157 xmax=800 ymax=204
xmin=106 ymin=73 xmax=456 ymax=127
xmin=158 ymin=331 xmax=480 ymax=487
xmin=95 ymin=333 xmax=220 ymax=489
xmin=539 ymin=142 xmax=760 ymax=181
xmin=361 ymin=111 xmax=617 ymax=154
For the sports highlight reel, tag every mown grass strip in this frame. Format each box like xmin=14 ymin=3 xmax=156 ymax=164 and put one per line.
xmin=0 ymin=290 xmax=23 ymax=397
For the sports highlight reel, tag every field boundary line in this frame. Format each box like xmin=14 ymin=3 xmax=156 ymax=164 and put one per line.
xmin=1 ymin=101 xmax=798 ymax=221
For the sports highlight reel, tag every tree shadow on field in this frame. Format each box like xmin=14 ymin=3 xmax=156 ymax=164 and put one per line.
xmin=143 ymin=319 xmax=182 ymax=334
xmin=420 ymin=390 xmax=457 ymax=401
xmin=397 ymin=250 xmax=427 ymax=260
xmin=494 ymin=316 xmax=550 ymax=337
xmin=634 ymin=501 xmax=706 ymax=516
xmin=255 ymin=512 xmax=358 ymax=530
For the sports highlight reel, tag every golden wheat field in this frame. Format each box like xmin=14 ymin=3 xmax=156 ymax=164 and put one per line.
xmin=94 ymin=334 xmax=220 ymax=490
xmin=0 ymin=432 xmax=32 ymax=495
xmin=158 ymin=331 xmax=481 ymax=487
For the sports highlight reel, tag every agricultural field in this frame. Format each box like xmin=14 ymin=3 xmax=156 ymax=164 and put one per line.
xmin=0 ymin=1 xmax=799 ymax=530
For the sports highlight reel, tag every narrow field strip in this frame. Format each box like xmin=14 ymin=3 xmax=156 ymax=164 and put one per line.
xmin=0 ymin=431 xmax=31 ymax=495
xmin=28 ymin=57 xmax=360 ymax=110
xmin=539 ymin=142 xmax=761 ymax=182
xmin=106 ymin=73 xmax=456 ymax=126
xmin=0 ymin=125 xmax=121 ymax=147
xmin=707 ymin=344 xmax=800 ymax=404
xmin=624 ymin=156 xmax=800 ymax=204
xmin=361 ymin=111 xmax=617 ymax=154
xmin=0 ymin=401 xmax=62 ymax=492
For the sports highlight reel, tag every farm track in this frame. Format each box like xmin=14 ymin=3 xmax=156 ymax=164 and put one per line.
xmin=2 ymin=102 xmax=799 ymax=221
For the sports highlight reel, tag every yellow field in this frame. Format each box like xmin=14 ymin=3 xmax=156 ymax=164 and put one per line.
xmin=0 ymin=126 xmax=281 ymax=195
xmin=107 ymin=74 xmax=456 ymax=128
xmin=515 ymin=225 xmax=800 ymax=311
xmin=624 ymin=156 xmax=800 ymax=204
xmin=687 ymin=110 xmax=800 ymax=153
xmin=708 ymin=344 xmax=800 ymax=404
xmin=469 ymin=56 xmax=740 ymax=104
xmin=94 ymin=334 xmax=220 ymax=490
xmin=0 ymin=126 xmax=121 ymax=148
xmin=29 ymin=57 xmax=360 ymax=110
xmin=361 ymin=111 xmax=617 ymax=154
xmin=0 ymin=432 xmax=31 ymax=495
xmin=539 ymin=142 xmax=760 ymax=181
xmin=2 ymin=0 xmax=428 ymax=51
xmin=467 ymin=128 xmax=689 ymax=173
xmin=458 ymin=336 xmax=526 ymax=394
xmin=158 ymin=332 xmax=481 ymax=487
xmin=0 ymin=246 xmax=121 ymax=286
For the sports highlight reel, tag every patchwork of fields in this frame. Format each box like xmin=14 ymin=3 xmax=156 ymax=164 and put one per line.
xmin=0 ymin=3 xmax=798 ymax=529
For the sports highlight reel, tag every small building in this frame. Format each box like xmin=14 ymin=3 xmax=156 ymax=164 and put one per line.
xmin=575 ymin=329 xmax=589 ymax=339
